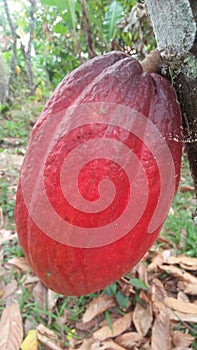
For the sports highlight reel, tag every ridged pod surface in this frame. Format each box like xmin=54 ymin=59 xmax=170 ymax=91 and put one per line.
xmin=15 ymin=51 xmax=182 ymax=295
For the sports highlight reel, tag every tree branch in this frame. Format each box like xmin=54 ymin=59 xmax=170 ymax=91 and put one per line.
xmin=28 ymin=0 xmax=36 ymax=56
xmin=81 ymin=0 xmax=96 ymax=58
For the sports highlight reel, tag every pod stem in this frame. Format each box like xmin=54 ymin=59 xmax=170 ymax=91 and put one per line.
xmin=141 ymin=49 xmax=162 ymax=73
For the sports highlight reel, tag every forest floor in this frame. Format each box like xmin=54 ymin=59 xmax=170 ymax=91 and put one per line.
xmin=0 ymin=100 xmax=197 ymax=350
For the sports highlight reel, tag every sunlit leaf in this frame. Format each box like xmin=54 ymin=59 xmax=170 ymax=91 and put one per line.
xmin=103 ymin=1 xmax=123 ymax=41
xmin=41 ymin=0 xmax=57 ymax=6
xmin=53 ymin=22 xmax=68 ymax=35
xmin=41 ymin=0 xmax=77 ymax=32
xmin=59 ymin=0 xmax=77 ymax=31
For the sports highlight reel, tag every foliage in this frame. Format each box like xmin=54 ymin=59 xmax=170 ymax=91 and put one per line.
xmin=103 ymin=1 xmax=124 ymax=41
xmin=0 ymin=178 xmax=15 ymax=219
xmin=162 ymin=157 xmax=197 ymax=258
xmin=0 ymin=0 xmax=155 ymax=103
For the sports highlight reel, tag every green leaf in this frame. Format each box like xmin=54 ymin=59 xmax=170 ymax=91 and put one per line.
xmin=104 ymin=282 xmax=117 ymax=296
xmin=130 ymin=278 xmax=148 ymax=291
xmin=105 ymin=310 xmax=113 ymax=334
xmin=115 ymin=290 xmax=129 ymax=309
xmin=60 ymin=0 xmax=77 ymax=31
xmin=103 ymin=1 xmax=123 ymax=41
xmin=41 ymin=0 xmax=77 ymax=31
xmin=41 ymin=0 xmax=57 ymax=6
xmin=53 ymin=22 xmax=67 ymax=34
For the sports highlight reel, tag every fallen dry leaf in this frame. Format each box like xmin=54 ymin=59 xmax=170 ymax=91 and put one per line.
xmin=7 ymin=256 xmax=31 ymax=273
xmin=21 ymin=275 xmax=40 ymax=288
xmin=133 ymin=293 xmax=152 ymax=336
xmin=138 ymin=290 xmax=151 ymax=304
xmin=21 ymin=329 xmax=38 ymax=350
xmin=37 ymin=324 xmax=59 ymax=340
xmin=0 ymin=279 xmax=18 ymax=300
xmin=37 ymin=324 xmax=62 ymax=350
xmin=135 ymin=262 xmax=149 ymax=287
xmin=177 ymin=291 xmax=190 ymax=303
xmin=76 ymin=338 xmax=94 ymax=350
xmin=47 ymin=289 xmax=58 ymax=312
xmin=0 ymin=229 xmax=17 ymax=244
xmin=93 ymin=312 xmax=132 ymax=341
xmin=101 ymin=339 xmax=126 ymax=349
xmin=0 ymin=300 xmax=23 ymax=350
xmin=24 ymin=318 xmax=37 ymax=336
xmin=91 ymin=341 xmax=105 ymax=350
xmin=178 ymin=280 xmax=197 ymax=295
xmin=119 ymin=277 xmax=135 ymax=295
xmin=115 ymin=331 xmax=144 ymax=349
xmin=151 ymin=278 xmax=168 ymax=303
xmin=164 ymin=297 xmax=197 ymax=314
xmin=162 ymin=249 xmax=174 ymax=263
xmin=147 ymin=252 xmax=163 ymax=272
xmin=151 ymin=301 xmax=171 ymax=350
xmin=142 ymin=340 xmax=151 ymax=350
xmin=171 ymin=330 xmax=194 ymax=348
xmin=76 ymin=317 xmax=99 ymax=332
xmin=33 ymin=281 xmax=48 ymax=311
xmin=169 ymin=310 xmax=197 ymax=323
xmin=83 ymin=294 xmax=116 ymax=323
xmin=159 ymin=265 xmax=197 ymax=285
xmin=166 ymin=255 xmax=197 ymax=270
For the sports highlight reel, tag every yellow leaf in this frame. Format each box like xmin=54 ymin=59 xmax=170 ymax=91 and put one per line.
xmin=15 ymin=65 xmax=21 ymax=75
xmin=21 ymin=330 xmax=38 ymax=350
xmin=35 ymin=87 xmax=42 ymax=100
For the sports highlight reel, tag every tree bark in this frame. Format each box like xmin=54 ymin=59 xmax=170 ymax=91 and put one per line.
xmin=21 ymin=0 xmax=36 ymax=95
xmin=145 ymin=0 xmax=197 ymax=221
xmin=81 ymin=0 xmax=96 ymax=58
xmin=3 ymin=0 xmax=18 ymax=103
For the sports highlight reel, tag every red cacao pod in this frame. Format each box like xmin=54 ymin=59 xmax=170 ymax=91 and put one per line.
xmin=15 ymin=51 xmax=182 ymax=296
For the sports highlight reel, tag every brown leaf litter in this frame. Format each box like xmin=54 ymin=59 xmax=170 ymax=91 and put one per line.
xmin=0 ymin=230 xmax=197 ymax=350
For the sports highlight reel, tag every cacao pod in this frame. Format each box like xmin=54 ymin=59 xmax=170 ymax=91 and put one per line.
xmin=15 ymin=51 xmax=182 ymax=296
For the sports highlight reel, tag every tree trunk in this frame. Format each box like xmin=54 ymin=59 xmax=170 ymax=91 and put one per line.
xmin=81 ymin=0 xmax=96 ymax=58
xmin=0 ymin=50 xmax=7 ymax=104
xmin=145 ymin=0 xmax=197 ymax=222
xmin=3 ymin=0 xmax=36 ymax=98
xmin=3 ymin=0 xmax=18 ymax=103
xmin=21 ymin=0 xmax=36 ymax=95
